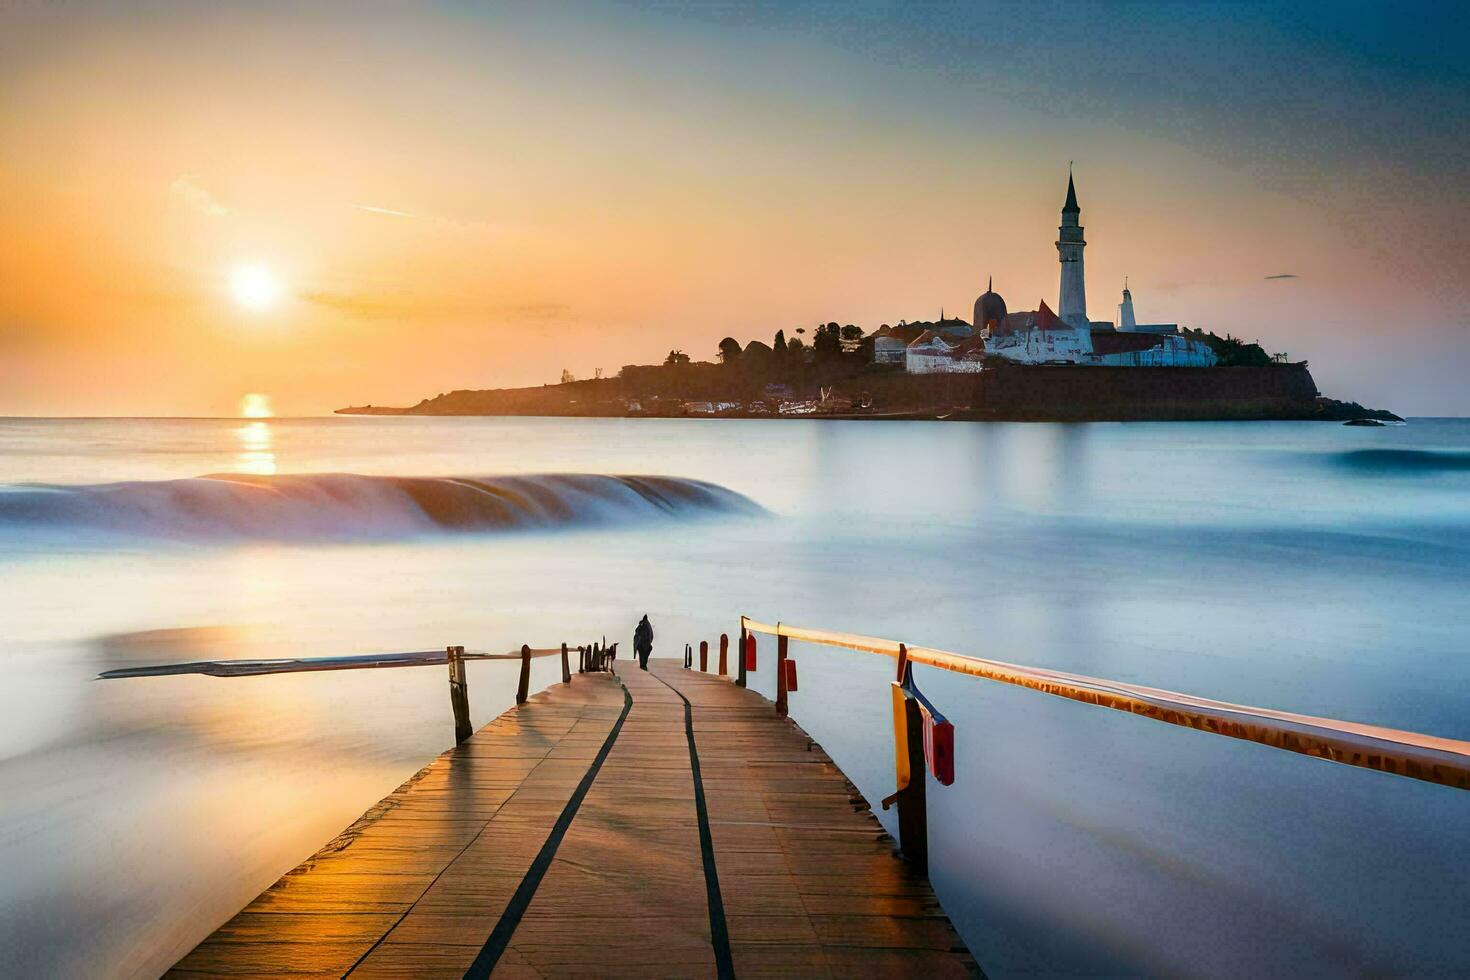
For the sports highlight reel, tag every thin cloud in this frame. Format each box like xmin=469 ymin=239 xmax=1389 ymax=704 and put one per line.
xmin=303 ymin=291 xmax=411 ymax=319
xmin=354 ymin=204 xmax=417 ymax=219
xmin=503 ymin=303 xmax=572 ymax=321
xmin=1264 ymin=273 xmax=1299 ymax=280
xmin=170 ymin=175 xmax=229 ymax=217
xmin=353 ymin=203 xmax=523 ymax=233
xmin=304 ymin=290 xmax=571 ymax=322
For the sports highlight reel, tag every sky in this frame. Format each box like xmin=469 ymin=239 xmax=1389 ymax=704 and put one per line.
xmin=2 ymin=1 xmax=1467 ymax=417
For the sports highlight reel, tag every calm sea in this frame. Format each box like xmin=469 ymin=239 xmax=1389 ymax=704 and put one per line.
xmin=1 ymin=416 xmax=1468 ymax=977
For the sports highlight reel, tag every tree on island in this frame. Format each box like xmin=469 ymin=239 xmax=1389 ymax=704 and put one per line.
xmin=1183 ymin=329 xmax=1276 ymax=367
xmin=717 ymin=337 xmax=742 ymax=364
xmin=560 ymin=368 xmax=576 ymax=384
xmin=813 ymin=322 xmax=841 ymax=359
xmin=665 ymin=349 xmax=691 ymax=366
xmin=772 ymin=329 xmax=786 ymax=359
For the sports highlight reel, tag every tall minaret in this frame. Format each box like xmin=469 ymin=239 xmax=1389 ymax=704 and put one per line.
xmin=1118 ymin=277 xmax=1137 ymax=331
xmin=1056 ymin=169 xmax=1088 ymax=327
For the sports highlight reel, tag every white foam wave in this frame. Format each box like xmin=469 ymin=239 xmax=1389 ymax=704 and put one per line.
xmin=0 ymin=472 xmax=763 ymax=543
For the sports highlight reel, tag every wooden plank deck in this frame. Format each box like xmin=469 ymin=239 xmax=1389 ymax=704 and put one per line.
xmin=169 ymin=660 xmax=978 ymax=978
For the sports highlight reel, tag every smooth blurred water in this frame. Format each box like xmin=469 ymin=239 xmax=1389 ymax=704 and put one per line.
xmin=1 ymin=416 xmax=1467 ymax=977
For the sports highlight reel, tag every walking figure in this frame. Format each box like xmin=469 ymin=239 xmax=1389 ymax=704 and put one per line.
xmin=634 ymin=615 xmax=654 ymax=671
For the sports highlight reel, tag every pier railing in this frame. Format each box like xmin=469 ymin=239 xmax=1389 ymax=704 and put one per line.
xmin=721 ymin=615 xmax=1470 ymax=873
xmin=101 ymin=637 xmax=622 ymax=745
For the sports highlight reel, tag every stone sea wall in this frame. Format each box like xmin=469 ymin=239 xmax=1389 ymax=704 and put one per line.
xmin=967 ymin=362 xmax=1325 ymax=421
xmin=338 ymin=362 xmax=1393 ymax=422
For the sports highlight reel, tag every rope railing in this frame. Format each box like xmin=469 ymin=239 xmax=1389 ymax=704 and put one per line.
xmin=97 ymin=647 xmax=568 ymax=679
xmin=740 ymin=616 xmax=1470 ymax=792
xmin=100 ymin=637 xmax=624 ymax=746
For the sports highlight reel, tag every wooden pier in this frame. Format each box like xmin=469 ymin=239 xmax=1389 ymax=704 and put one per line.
xmin=168 ymin=661 xmax=978 ymax=978
xmin=118 ymin=608 xmax=1470 ymax=977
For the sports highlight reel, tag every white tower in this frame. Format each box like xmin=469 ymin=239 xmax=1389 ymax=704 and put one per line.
xmin=1056 ymin=171 xmax=1088 ymax=327
xmin=1118 ymin=278 xmax=1137 ymax=331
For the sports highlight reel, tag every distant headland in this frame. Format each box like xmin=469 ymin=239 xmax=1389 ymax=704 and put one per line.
xmin=339 ymin=172 xmax=1398 ymax=423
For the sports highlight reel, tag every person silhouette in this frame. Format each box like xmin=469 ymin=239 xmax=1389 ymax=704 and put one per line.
xmin=633 ymin=615 xmax=654 ymax=671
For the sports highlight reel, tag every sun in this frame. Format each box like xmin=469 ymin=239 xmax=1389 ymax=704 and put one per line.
xmin=240 ymin=393 xmax=273 ymax=418
xmin=230 ymin=264 xmax=283 ymax=312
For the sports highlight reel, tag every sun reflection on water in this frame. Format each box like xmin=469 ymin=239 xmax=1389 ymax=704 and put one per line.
xmin=234 ymin=421 xmax=276 ymax=475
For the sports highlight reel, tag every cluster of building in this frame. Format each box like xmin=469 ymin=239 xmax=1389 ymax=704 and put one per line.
xmin=627 ymin=386 xmax=847 ymax=417
xmin=872 ymin=173 xmax=1218 ymax=373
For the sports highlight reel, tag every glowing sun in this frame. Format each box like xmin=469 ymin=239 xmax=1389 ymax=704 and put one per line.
xmin=240 ymin=393 xmax=274 ymax=418
xmin=230 ymin=264 xmax=282 ymax=312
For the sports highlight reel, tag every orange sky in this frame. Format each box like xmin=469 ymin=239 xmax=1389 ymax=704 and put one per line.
xmin=3 ymin=3 xmax=1466 ymax=416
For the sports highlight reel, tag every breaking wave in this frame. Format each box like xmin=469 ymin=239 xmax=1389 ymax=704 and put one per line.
xmin=1334 ymin=449 xmax=1470 ymax=473
xmin=0 ymin=473 xmax=764 ymax=543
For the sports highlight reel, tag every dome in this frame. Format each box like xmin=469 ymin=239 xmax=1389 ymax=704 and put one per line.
xmin=973 ymin=277 xmax=1008 ymax=335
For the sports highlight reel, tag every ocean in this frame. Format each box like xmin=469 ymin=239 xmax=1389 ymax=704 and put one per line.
xmin=1 ymin=415 xmax=1467 ymax=977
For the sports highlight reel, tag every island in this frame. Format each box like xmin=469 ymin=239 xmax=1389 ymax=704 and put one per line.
xmin=339 ymin=173 xmax=1398 ymax=423
xmin=336 ymin=344 xmax=1397 ymax=423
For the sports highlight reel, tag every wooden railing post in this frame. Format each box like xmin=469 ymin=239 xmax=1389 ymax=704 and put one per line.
xmin=896 ymin=693 xmax=929 ymax=873
xmin=561 ymin=642 xmax=571 ymax=684
xmin=700 ymin=640 xmax=708 ymax=673
xmin=737 ymin=627 xmax=748 ymax=688
xmin=718 ymin=633 xmax=728 ymax=676
xmin=447 ymin=645 xmax=472 ymax=745
xmin=775 ymin=633 xmax=789 ymax=717
xmin=516 ymin=644 xmax=532 ymax=704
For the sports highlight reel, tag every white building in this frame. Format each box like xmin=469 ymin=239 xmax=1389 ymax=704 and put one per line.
xmin=977 ymin=174 xmax=1215 ymax=367
xmin=873 ymin=170 xmax=1221 ymax=372
xmin=905 ymin=330 xmax=956 ymax=373
xmin=1118 ymin=279 xmax=1138 ymax=330
xmin=1094 ymin=332 xmax=1217 ymax=366
xmin=984 ymin=302 xmax=1095 ymax=365
xmin=905 ymin=331 xmax=986 ymax=373
xmin=873 ymin=324 xmax=922 ymax=364
xmin=1116 ymin=280 xmax=1182 ymax=335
